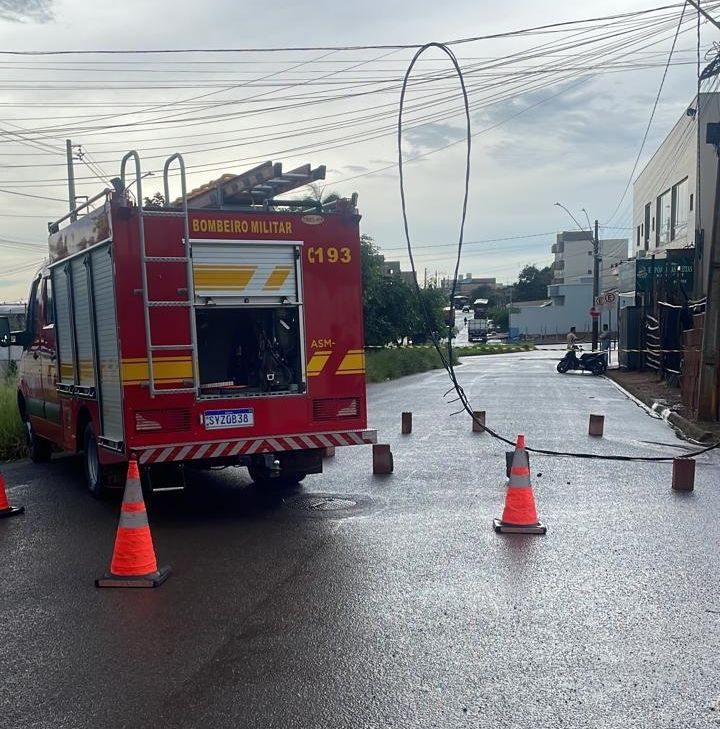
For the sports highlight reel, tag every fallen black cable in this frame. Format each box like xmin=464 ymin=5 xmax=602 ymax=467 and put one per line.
xmin=397 ymin=40 xmax=720 ymax=463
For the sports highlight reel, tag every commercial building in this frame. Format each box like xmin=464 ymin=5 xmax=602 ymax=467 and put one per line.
xmin=509 ymin=232 xmax=627 ymax=339
xmin=625 ymin=93 xmax=720 ymax=418
xmin=381 ymin=260 xmax=417 ymax=287
xmin=632 ymin=92 xmax=719 ymax=299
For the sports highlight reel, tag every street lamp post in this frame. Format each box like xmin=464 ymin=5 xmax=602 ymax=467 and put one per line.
xmin=583 ymin=209 xmax=601 ymax=352
xmin=555 ymin=202 xmax=601 ymax=350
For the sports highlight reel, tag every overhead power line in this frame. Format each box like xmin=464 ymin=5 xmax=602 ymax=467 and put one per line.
xmin=603 ymin=1 xmax=689 ymax=225
xmin=0 ymin=4 xmax=696 ymax=55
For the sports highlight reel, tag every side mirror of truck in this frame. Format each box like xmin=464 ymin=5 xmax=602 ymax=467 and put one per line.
xmin=0 ymin=317 xmax=10 ymax=347
xmin=0 ymin=317 xmax=32 ymax=348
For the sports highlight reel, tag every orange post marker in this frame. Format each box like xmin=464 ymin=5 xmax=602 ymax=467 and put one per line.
xmin=494 ymin=435 xmax=546 ymax=534
xmin=0 ymin=471 xmax=24 ymax=519
xmin=96 ymin=460 xmax=170 ymax=588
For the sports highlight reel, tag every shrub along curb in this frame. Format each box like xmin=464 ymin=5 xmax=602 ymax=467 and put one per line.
xmin=0 ymin=380 xmax=26 ymax=462
xmin=365 ymin=343 xmax=535 ymax=383
xmin=458 ymin=343 xmax=535 ymax=357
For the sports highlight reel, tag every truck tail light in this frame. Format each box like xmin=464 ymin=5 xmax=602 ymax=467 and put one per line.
xmin=312 ymin=398 xmax=360 ymax=421
xmin=134 ymin=409 xmax=192 ymax=433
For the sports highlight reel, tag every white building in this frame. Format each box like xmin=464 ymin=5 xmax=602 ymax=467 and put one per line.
xmin=552 ymin=231 xmax=627 ymax=292
xmin=508 ymin=228 xmax=627 ymax=338
xmin=509 ymin=277 xmax=597 ymax=339
xmin=632 ymin=92 xmax=720 ymax=297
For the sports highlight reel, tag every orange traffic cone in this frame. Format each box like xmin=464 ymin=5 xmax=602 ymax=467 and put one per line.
xmin=0 ymin=471 xmax=24 ymax=519
xmin=95 ymin=460 xmax=170 ymax=587
xmin=493 ymin=435 xmax=546 ymax=534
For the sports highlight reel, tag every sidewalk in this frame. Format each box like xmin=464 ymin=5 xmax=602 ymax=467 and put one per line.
xmin=607 ymin=368 xmax=720 ymax=444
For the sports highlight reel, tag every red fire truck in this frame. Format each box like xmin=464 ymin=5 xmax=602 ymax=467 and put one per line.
xmin=0 ymin=152 xmax=376 ymax=496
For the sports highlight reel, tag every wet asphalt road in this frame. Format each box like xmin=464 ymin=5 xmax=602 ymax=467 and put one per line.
xmin=2 ymin=350 xmax=720 ymax=729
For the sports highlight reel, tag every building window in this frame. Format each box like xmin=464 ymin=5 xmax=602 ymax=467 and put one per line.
xmin=672 ymin=177 xmax=689 ymax=240
xmin=657 ymin=189 xmax=671 ymax=246
xmin=644 ymin=204 xmax=651 ymax=250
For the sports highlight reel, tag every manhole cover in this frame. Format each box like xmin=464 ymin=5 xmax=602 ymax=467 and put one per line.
xmin=279 ymin=492 xmax=372 ymax=519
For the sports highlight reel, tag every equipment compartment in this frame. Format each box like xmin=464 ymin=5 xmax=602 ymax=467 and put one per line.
xmin=195 ymin=306 xmax=303 ymax=397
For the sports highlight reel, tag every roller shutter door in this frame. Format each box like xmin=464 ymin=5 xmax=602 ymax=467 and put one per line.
xmin=191 ymin=241 xmax=300 ymax=301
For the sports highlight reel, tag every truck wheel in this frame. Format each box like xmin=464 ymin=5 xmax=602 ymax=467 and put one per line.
xmin=25 ymin=420 xmax=52 ymax=463
xmin=83 ymin=423 xmax=111 ymax=499
xmin=248 ymin=464 xmax=306 ymax=488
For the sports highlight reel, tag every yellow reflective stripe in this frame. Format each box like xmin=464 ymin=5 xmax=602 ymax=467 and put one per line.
xmin=263 ymin=266 xmax=291 ymax=290
xmin=336 ymin=349 xmax=365 ymax=375
xmin=59 ymin=363 xmax=73 ymax=379
xmin=78 ymin=361 xmax=95 ymax=381
xmin=307 ymin=351 xmax=332 ymax=377
xmin=122 ymin=357 xmax=193 ymax=385
xmin=193 ymin=265 xmax=257 ymax=290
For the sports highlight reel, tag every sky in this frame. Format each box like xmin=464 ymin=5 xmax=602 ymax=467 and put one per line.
xmin=1 ymin=0 xmax=719 ymax=300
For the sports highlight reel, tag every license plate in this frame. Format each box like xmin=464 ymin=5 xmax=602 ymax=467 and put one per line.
xmin=204 ymin=408 xmax=254 ymax=430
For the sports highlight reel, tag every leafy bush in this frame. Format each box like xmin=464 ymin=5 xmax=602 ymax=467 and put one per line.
xmin=0 ymin=379 xmax=25 ymax=461
xmin=365 ymin=347 xmax=458 ymax=383
xmin=459 ymin=343 xmax=535 ymax=357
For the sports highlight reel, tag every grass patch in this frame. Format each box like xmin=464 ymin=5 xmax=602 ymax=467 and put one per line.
xmin=459 ymin=343 xmax=535 ymax=357
xmin=365 ymin=342 xmax=535 ymax=382
xmin=0 ymin=378 xmax=25 ymax=461
xmin=365 ymin=346 xmax=458 ymax=383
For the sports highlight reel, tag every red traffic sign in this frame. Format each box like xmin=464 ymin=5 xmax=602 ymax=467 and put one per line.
xmin=590 ymin=308 xmax=600 ymax=318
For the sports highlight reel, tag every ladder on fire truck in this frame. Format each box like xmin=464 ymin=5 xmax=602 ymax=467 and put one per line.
xmin=120 ymin=151 xmax=198 ymax=397
xmin=120 ymin=152 xmax=332 ymax=396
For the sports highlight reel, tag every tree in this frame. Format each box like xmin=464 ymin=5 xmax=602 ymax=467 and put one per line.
xmin=299 ymin=184 xmax=339 ymax=209
xmin=409 ymin=286 xmax=447 ymax=344
xmin=489 ymin=306 xmax=509 ymax=332
xmin=143 ymin=192 xmax=165 ymax=208
xmin=468 ymin=284 xmax=496 ymax=306
xmin=514 ymin=264 xmax=552 ymax=302
xmin=360 ymin=235 xmax=445 ymax=346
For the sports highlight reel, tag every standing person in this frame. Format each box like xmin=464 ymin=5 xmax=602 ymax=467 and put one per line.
xmin=600 ymin=323 xmax=611 ymax=352
xmin=566 ymin=326 xmax=578 ymax=350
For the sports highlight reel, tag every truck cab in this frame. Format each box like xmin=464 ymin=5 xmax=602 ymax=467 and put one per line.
xmin=2 ymin=269 xmax=62 ymax=462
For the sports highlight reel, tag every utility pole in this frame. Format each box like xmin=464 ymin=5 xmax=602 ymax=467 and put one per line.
xmin=592 ymin=218 xmax=600 ymax=351
xmin=66 ymin=138 xmax=77 ymax=222
xmin=696 ymin=122 xmax=720 ymax=421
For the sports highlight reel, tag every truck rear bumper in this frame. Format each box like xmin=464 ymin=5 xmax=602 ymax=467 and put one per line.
xmin=135 ymin=429 xmax=378 ymax=465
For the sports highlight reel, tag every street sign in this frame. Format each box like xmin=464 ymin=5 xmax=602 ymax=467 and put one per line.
xmin=590 ymin=308 xmax=600 ymax=318
xmin=594 ymin=290 xmax=618 ymax=308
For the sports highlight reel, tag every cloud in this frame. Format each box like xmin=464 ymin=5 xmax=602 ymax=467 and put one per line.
xmin=403 ymin=122 xmax=466 ymax=153
xmin=473 ymin=80 xmax=655 ymax=165
xmin=343 ymin=164 xmax=371 ymax=174
xmin=0 ymin=0 xmax=54 ymax=22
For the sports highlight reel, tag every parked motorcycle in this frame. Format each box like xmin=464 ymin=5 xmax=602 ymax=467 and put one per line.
xmin=556 ymin=347 xmax=607 ymax=376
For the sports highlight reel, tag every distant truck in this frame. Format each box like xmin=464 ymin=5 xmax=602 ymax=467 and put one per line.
xmin=469 ymin=298 xmax=489 ymax=342
xmin=467 ymin=319 xmax=488 ymax=343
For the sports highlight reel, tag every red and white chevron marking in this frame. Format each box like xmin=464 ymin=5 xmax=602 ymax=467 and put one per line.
xmin=137 ymin=429 xmax=377 ymax=464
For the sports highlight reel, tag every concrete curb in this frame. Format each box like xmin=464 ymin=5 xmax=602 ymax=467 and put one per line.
xmin=606 ymin=376 xmax=718 ymax=444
